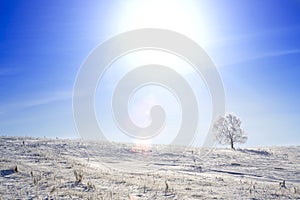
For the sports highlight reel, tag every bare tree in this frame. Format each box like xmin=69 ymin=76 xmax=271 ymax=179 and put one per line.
xmin=213 ymin=113 xmax=247 ymax=149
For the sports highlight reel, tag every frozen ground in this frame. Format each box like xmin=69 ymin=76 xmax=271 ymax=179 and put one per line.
xmin=0 ymin=136 xmax=299 ymax=199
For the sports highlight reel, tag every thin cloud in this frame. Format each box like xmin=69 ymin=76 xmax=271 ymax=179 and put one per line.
xmin=221 ymin=48 xmax=300 ymax=67
xmin=0 ymin=91 xmax=72 ymax=115
xmin=206 ymin=25 xmax=300 ymax=47
xmin=202 ymin=25 xmax=300 ymax=68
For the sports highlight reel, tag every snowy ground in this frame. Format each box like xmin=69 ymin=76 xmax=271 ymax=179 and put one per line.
xmin=0 ymin=136 xmax=299 ymax=199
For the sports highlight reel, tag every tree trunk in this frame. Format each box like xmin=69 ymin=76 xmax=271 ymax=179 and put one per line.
xmin=230 ymin=139 xmax=235 ymax=150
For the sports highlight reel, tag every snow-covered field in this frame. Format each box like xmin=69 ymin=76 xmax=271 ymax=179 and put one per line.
xmin=0 ymin=136 xmax=299 ymax=199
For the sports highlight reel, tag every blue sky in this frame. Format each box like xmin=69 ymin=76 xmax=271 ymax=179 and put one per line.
xmin=0 ymin=0 xmax=299 ymax=147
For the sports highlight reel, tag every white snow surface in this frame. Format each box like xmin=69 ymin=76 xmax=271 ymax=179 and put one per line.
xmin=0 ymin=136 xmax=299 ymax=199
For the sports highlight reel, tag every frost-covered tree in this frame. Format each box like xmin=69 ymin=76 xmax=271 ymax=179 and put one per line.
xmin=213 ymin=113 xmax=247 ymax=149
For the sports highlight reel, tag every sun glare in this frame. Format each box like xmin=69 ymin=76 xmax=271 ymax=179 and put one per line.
xmin=96 ymin=1 xmax=215 ymax=147
xmin=112 ymin=0 xmax=214 ymax=46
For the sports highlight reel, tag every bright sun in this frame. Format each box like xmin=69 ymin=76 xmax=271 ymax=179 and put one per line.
xmin=111 ymin=0 xmax=214 ymax=47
